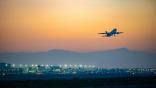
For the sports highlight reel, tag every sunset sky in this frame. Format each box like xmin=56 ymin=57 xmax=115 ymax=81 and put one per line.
xmin=0 ymin=0 xmax=156 ymax=53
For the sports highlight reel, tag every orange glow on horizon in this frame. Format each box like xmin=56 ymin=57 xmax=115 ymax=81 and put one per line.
xmin=0 ymin=0 xmax=156 ymax=52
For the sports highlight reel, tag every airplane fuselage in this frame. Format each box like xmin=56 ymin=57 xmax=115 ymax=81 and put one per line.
xmin=106 ymin=29 xmax=117 ymax=37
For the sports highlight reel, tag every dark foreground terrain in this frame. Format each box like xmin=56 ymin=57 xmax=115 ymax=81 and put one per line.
xmin=0 ymin=76 xmax=156 ymax=88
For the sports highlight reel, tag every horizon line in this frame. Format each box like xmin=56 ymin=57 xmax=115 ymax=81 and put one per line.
xmin=0 ymin=48 xmax=154 ymax=54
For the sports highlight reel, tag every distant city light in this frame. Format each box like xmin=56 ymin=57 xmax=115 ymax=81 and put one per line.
xmin=64 ymin=64 xmax=67 ymax=67
xmin=46 ymin=64 xmax=49 ymax=67
xmin=69 ymin=64 xmax=72 ymax=67
xmin=84 ymin=65 xmax=87 ymax=68
xmin=12 ymin=64 xmax=16 ymax=67
xmin=59 ymin=65 xmax=62 ymax=67
xmin=5 ymin=64 xmax=8 ymax=67
xmin=1 ymin=63 xmax=156 ymax=78
xmin=74 ymin=65 xmax=77 ymax=67
xmin=89 ymin=65 xmax=93 ymax=68
xmin=24 ymin=64 xmax=28 ymax=67
xmin=79 ymin=64 xmax=82 ymax=67
xmin=92 ymin=65 xmax=95 ymax=68
xmin=19 ymin=64 xmax=22 ymax=67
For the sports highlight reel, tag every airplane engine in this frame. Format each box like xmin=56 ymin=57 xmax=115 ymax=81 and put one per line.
xmin=105 ymin=31 xmax=107 ymax=34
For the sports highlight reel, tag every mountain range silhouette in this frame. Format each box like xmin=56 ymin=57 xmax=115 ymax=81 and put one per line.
xmin=0 ymin=48 xmax=156 ymax=68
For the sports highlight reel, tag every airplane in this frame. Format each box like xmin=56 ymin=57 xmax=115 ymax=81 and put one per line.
xmin=98 ymin=28 xmax=123 ymax=37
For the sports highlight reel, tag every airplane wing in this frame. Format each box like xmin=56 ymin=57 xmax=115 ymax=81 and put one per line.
xmin=116 ymin=32 xmax=123 ymax=34
xmin=98 ymin=33 xmax=107 ymax=34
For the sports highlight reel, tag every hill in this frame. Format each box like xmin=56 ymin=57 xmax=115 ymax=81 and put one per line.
xmin=0 ymin=48 xmax=156 ymax=68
